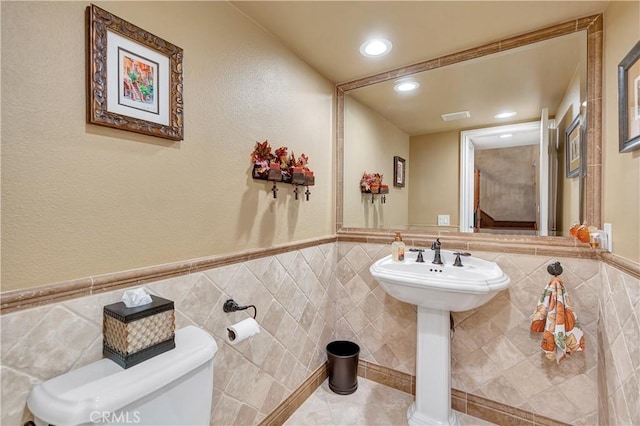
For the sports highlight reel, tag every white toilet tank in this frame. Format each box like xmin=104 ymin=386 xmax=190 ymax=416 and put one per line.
xmin=28 ymin=326 xmax=218 ymax=426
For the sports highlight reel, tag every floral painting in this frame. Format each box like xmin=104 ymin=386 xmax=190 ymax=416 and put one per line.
xmin=119 ymin=50 xmax=158 ymax=114
xmin=87 ymin=4 xmax=183 ymax=141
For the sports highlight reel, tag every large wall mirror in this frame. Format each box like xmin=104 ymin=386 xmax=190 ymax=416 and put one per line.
xmin=336 ymin=15 xmax=602 ymax=240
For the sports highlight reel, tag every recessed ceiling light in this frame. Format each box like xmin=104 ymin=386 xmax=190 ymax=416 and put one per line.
xmin=394 ymin=80 xmax=420 ymax=92
xmin=360 ymin=38 xmax=392 ymax=57
xmin=500 ymin=134 xmax=513 ymax=138
xmin=494 ymin=111 xmax=517 ymax=119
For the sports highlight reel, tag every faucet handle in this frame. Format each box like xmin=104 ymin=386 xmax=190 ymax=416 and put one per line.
xmin=408 ymin=248 xmax=425 ymax=262
xmin=452 ymin=252 xmax=471 ymax=267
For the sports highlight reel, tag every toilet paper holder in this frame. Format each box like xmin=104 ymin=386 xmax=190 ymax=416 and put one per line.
xmin=223 ymin=299 xmax=257 ymax=319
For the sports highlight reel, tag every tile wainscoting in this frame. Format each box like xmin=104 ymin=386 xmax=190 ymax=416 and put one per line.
xmin=598 ymin=262 xmax=639 ymax=425
xmin=336 ymin=241 xmax=600 ymax=425
xmin=1 ymin=237 xmax=638 ymax=425
xmin=1 ymin=242 xmax=338 ymax=426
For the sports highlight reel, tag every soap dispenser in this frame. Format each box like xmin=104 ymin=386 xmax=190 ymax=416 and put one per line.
xmin=391 ymin=232 xmax=406 ymax=262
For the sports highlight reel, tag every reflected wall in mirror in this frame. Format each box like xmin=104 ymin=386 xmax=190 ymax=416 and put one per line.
xmin=337 ymin=14 xmax=602 ymax=239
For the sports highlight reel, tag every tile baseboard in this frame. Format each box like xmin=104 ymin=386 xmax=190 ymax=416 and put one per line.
xmin=259 ymin=363 xmax=328 ymax=426
xmin=358 ymin=360 xmax=571 ymax=426
xmin=260 ymin=360 xmax=573 ymax=426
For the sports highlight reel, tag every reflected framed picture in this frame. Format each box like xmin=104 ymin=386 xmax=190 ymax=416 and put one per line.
xmin=566 ymin=115 xmax=581 ymax=178
xmin=618 ymin=41 xmax=640 ymax=152
xmin=393 ymin=156 xmax=405 ymax=187
xmin=87 ymin=4 xmax=184 ymax=141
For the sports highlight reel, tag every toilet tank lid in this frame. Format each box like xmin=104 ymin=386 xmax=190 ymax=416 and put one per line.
xmin=27 ymin=326 xmax=218 ymax=426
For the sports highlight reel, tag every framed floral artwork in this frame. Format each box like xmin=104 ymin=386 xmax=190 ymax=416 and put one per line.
xmin=618 ymin=41 xmax=640 ymax=152
xmin=87 ymin=4 xmax=184 ymax=141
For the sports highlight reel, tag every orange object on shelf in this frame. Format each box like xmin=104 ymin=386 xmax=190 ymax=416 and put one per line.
xmin=569 ymin=222 xmax=579 ymax=237
xmin=576 ymin=222 xmax=590 ymax=243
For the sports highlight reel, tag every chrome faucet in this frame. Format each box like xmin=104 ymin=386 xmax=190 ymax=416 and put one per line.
xmin=431 ymin=238 xmax=443 ymax=265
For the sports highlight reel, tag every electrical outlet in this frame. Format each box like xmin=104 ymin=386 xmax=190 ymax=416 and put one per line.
xmin=438 ymin=215 xmax=450 ymax=226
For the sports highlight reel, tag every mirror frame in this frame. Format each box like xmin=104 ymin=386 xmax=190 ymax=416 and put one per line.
xmin=336 ymin=14 xmax=603 ymax=239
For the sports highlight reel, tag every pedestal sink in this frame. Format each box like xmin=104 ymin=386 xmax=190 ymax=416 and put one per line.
xmin=370 ymin=247 xmax=510 ymax=426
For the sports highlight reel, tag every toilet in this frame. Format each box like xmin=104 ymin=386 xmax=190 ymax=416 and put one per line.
xmin=27 ymin=326 xmax=218 ymax=426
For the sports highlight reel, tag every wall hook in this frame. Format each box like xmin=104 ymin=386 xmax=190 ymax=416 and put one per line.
xmin=305 ymin=186 xmax=311 ymax=201
xmin=293 ymin=185 xmax=299 ymax=200
xmin=271 ymin=182 xmax=278 ymax=198
xmin=223 ymin=299 xmax=257 ymax=319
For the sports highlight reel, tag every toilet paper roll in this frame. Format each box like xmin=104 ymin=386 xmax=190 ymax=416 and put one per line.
xmin=227 ymin=318 xmax=260 ymax=345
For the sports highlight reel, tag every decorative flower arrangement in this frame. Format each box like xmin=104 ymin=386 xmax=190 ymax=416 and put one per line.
xmin=250 ymin=140 xmax=274 ymax=176
xmin=250 ymin=140 xmax=313 ymax=184
xmin=360 ymin=172 xmax=389 ymax=194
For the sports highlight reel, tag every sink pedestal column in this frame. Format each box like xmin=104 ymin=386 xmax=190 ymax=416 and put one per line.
xmin=407 ymin=306 xmax=458 ymax=426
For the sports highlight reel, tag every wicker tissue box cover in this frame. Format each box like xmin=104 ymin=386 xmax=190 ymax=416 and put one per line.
xmin=103 ymin=295 xmax=175 ymax=369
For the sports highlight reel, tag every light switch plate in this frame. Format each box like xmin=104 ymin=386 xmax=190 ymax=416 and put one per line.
xmin=438 ymin=215 xmax=450 ymax=226
xmin=603 ymin=223 xmax=612 ymax=252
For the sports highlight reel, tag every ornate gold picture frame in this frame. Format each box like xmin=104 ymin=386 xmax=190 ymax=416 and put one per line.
xmin=87 ymin=4 xmax=184 ymax=141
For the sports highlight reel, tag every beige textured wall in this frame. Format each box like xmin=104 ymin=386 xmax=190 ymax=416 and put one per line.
xmin=555 ymin=60 xmax=585 ymax=234
xmin=1 ymin=2 xmax=335 ymax=291
xmin=343 ymin=96 xmax=410 ymax=229
xmin=408 ymin=131 xmax=459 ymax=228
xmin=603 ymin=1 xmax=640 ymax=262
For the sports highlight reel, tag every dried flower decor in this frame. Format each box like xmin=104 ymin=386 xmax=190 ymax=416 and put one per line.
xmin=250 ymin=140 xmax=274 ymax=176
xmin=251 ymin=141 xmax=313 ymax=183
xmin=360 ymin=172 xmax=384 ymax=192
xmin=274 ymin=146 xmax=289 ymax=169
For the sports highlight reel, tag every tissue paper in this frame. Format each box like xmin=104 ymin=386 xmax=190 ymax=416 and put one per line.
xmin=121 ymin=288 xmax=153 ymax=308
xmin=227 ymin=318 xmax=260 ymax=345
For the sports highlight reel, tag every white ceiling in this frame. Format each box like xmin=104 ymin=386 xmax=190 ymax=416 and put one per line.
xmin=232 ymin=1 xmax=609 ymax=138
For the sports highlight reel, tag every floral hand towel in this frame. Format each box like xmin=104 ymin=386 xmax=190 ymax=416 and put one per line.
xmin=531 ymin=276 xmax=584 ymax=363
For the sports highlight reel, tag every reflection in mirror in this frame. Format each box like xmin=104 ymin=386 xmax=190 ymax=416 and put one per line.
xmin=338 ymin=15 xmax=602 ymax=240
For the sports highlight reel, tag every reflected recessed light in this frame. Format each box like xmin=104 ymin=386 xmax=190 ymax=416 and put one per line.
xmin=360 ymin=38 xmax=392 ymax=57
xmin=394 ymin=80 xmax=420 ymax=92
xmin=582 ymin=101 xmax=587 ymax=107
xmin=494 ymin=111 xmax=517 ymax=119
xmin=500 ymin=134 xmax=513 ymax=138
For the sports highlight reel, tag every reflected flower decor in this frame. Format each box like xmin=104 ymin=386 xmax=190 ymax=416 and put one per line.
xmin=360 ymin=172 xmax=388 ymax=194
xmin=250 ymin=140 xmax=314 ymax=186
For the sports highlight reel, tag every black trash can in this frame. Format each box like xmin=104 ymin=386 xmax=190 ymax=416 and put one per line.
xmin=326 ymin=341 xmax=360 ymax=395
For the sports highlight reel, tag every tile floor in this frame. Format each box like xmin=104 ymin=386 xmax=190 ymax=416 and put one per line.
xmin=285 ymin=378 xmax=496 ymax=425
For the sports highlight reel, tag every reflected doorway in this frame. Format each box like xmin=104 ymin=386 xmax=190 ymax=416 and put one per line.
xmin=460 ymin=118 xmax=556 ymax=236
